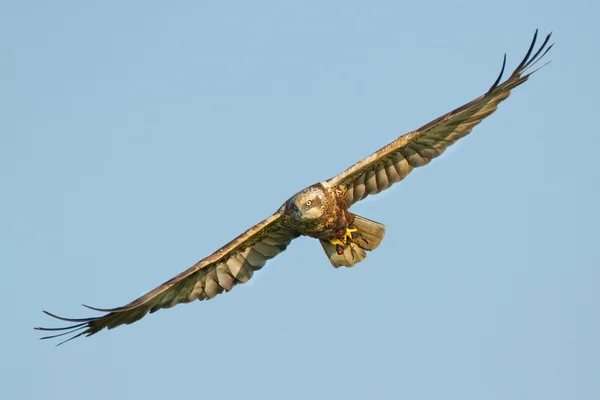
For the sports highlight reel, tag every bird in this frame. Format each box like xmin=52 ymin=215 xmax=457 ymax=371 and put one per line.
xmin=37 ymin=30 xmax=553 ymax=345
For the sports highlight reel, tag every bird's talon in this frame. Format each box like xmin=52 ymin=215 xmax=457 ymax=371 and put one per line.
xmin=330 ymin=239 xmax=345 ymax=247
xmin=343 ymin=227 xmax=358 ymax=243
xmin=330 ymin=227 xmax=363 ymax=256
xmin=330 ymin=226 xmax=360 ymax=249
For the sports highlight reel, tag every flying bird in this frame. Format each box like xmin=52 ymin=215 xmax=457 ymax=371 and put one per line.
xmin=37 ymin=31 xmax=553 ymax=345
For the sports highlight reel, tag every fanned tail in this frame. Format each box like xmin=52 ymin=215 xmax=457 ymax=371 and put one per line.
xmin=320 ymin=214 xmax=386 ymax=268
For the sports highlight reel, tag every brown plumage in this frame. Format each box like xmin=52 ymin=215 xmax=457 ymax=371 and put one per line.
xmin=36 ymin=31 xmax=553 ymax=344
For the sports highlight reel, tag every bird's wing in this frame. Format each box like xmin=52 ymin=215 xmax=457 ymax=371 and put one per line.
xmin=327 ymin=31 xmax=553 ymax=207
xmin=36 ymin=208 xmax=299 ymax=345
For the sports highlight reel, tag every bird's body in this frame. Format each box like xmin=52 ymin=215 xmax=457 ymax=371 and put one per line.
xmin=282 ymin=182 xmax=385 ymax=262
xmin=37 ymin=31 xmax=554 ymax=345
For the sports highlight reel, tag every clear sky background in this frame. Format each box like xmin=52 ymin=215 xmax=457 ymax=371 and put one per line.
xmin=2 ymin=1 xmax=599 ymax=399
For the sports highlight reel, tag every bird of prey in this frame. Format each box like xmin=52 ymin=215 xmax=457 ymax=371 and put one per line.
xmin=37 ymin=31 xmax=553 ymax=345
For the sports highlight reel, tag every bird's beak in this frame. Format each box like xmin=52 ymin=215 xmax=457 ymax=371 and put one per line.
xmin=289 ymin=202 xmax=301 ymax=216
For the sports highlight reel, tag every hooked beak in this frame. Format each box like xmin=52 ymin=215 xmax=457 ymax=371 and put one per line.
xmin=288 ymin=201 xmax=301 ymax=217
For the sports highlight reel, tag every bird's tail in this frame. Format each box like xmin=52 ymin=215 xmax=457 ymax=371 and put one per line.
xmin=320 ymin=214 xmax=386 ymax=268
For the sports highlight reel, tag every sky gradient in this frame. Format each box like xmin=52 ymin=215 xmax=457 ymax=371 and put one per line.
xmin=2 ymin=1 xmax=599 ymax=399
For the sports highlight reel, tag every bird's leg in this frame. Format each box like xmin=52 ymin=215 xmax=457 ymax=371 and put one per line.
xmin=344 ymin=226 xmax=359 ymax=242
xmin=329 ymin=226 xmax=360 ymax=255
xmin=329 ymin=227 xmax=358 ymax=247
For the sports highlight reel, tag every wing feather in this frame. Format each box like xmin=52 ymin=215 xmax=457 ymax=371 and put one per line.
xmin=36 ymin=208 xmax=299 ymax=344
xmin=327 ymin=30 xmax=553 ymax=206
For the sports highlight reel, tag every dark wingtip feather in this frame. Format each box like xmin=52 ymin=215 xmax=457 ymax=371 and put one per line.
xmin=486 ymin=29 xmax=553 ymax=95
xmin=81 ymin=303 xmax=121 ymax=312
xmin=36 ymin=309 xmax=101 ymax=345
xmin=487 ymin=53 xmax=507 ymax=93
xmin=522 ymin=41 xmax=554 ymax=75
xmin=55 ymin=332 xmax=88 ymax=346
xmin=39 ymin=325 xmax=87 ymax=340
xmin=522 ymin=32 xmax=553 ymax=72
xmin=39 ymin=309 xmax=100 ymax=323
xmin=513 ymin=29 xmax=539 ymax=73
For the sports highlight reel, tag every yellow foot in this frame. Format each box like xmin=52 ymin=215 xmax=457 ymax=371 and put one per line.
xmin=329 ymin=238 xmax=345 ymax=246
xmin=343 ymin=227 xmax=358 ymax=243
xmin=329 ymin=227 xmax=359 ymax=247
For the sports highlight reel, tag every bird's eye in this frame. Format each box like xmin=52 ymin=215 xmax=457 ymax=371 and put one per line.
xmin=305 ymin=200 xmax=312 ymax=206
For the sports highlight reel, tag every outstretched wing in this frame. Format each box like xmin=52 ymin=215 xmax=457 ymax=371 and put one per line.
xmin=327 ymin=30 xmax=553 ymax=206
xmin=36 ymin=208 xmax=299 ymax=345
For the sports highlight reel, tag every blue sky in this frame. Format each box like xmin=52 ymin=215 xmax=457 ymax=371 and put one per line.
xmin=2 ymin=1 xmax=599 ymax=399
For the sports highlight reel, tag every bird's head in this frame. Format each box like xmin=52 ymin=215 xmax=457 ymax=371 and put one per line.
xmin=286 ymin=186 xmax=327 ymax=222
